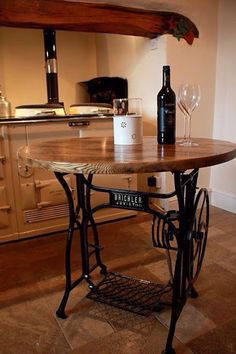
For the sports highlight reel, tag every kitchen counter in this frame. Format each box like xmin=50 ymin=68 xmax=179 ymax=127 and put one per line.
xmin=0 ymin=114 xmax=113 ymax=125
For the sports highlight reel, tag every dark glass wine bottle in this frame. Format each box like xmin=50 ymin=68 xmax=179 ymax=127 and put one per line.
xmin=157 ymin=66 xmax=176 ymax=144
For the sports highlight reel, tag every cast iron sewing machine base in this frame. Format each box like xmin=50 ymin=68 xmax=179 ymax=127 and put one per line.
xmin=55 ymin=169 xmax=209 ymax=354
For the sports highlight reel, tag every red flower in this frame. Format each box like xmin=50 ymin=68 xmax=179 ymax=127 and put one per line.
xmin=168 ymin=18 xmax=177 ymax=30
xmin=184 ymin=31 xmax=195 ymax=45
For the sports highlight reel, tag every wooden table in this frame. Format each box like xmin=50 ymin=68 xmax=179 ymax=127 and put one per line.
xmin=19 ymin=136 xmax=236 ymax=354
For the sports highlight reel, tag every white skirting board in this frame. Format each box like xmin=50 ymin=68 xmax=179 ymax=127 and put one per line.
xmin=161 ymin=190 xmax=236 ymax=214
xmin=209 ymin=190 xmax=236 ymax=214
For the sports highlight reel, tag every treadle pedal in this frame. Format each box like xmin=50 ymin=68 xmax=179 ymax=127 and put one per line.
xmin=86 ymin=272 xmax=172 ymax=316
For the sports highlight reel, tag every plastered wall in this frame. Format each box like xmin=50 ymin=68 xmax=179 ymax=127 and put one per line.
xmin=210 ymin=0 xmax=236 ymax=213
xmin=0 ymin=27 xmax=98 ymax=113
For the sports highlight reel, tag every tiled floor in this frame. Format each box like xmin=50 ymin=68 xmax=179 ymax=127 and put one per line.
xmin=0 ymin=206 xmax=235 ymax=354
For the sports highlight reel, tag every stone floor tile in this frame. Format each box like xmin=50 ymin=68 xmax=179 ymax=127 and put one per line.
xmin=0 ymin=297 xmax=71 ymax=354
xmin=71 ymin=323 xmax=193 ymax=354
xmin=189 ymin=263 xmax=236 ymax=325
xmin=0 ymin=282 xmax=42 ymax=310
xmin=188 ymin=318 xmax=236 ymax=354
xmin=145 ymin=258 xmax=175 ymax=283
xmin=214 ymin=232 xmax=236 ymax=253
xmin=217 ymin=254 xmax=236 ymax=275
xmin=208 ymin=226 xmax=226 ymax=240
xmin=56 ymin=311 xmax=114 ymax=350
xmin=39 ymin=277 xmax=90 ymax=316
xmin=87 ymin=302 xmax=158 ymax=333
xmin=155 ymin=303 xmax=216 ymax=344
xmin=39 ymin=280 xmax=115 ymax=351
xmin=203 ymin=239 xmax=234 ymax=267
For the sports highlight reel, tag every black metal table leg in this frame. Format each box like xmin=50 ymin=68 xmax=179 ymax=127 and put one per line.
xmin=55 ymin=173 xmax=107 ymax=318
xmin=54 ymin=172 xmax=77 ymax=319
xmin=162 ymin=169 xmax=209 ymax=354
xmin=75 ymin=174 xmax=95 ymax=288
xmin=162 ymin=170 xmax=198 ymax=354
xmin=85 ymin=175 xmax=107 ymax=276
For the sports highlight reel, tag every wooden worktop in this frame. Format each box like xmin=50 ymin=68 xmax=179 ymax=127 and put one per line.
xmin=18 ymin=136 xmax=236 ymax=174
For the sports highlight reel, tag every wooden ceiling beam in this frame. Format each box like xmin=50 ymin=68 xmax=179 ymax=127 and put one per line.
xmin=0 ymin=0 xmax=199 ymax=44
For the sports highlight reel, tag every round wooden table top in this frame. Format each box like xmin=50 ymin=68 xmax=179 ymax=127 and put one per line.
xmin=19 ymin=136 xmax=236 ymax=174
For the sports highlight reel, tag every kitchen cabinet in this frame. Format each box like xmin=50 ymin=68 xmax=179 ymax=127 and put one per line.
xmin=0 ymin=118 xmax=137 ymax=243
xmin=0 ymin=127 xmax=18 ymax=242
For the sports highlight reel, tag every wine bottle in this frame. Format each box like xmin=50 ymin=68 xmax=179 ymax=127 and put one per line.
xmin=157 ymin=66 xmax=176 ymax=144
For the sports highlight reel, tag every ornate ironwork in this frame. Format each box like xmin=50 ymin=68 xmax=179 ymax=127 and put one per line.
xmin=188 ymin=188 xmax=209 ymax=287
xmin=54 ymin=168 xmax=209 ymax=354
xmin=55 ymin=173 xmax=107 ymax=319
xmin=87 ymin=272 xmax=172 ymax=316
xmin=152 ymin=210 xmax=178 ymax=251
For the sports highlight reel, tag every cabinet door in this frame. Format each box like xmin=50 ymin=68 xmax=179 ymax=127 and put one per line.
xmin=7 ymin=123 xmax=78 ymax=240
xmin=78 ymin=119 xmax=113 ymax=138
xmin=0 ymin=127 xmax=18 ymax=243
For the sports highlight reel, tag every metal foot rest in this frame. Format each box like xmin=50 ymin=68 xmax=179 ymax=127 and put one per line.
xmin=86 ymin=272 xmax=172 ymax=316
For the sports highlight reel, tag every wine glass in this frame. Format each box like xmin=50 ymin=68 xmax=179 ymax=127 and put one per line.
xmin=178 ymin=84 xmax=201 ymax=146
xmin=177 ymin=88 xmax=188 ymax=144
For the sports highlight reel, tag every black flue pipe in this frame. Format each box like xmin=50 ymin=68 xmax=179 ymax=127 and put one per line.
xmin=43 ymin=29 xmax=59 ymax=103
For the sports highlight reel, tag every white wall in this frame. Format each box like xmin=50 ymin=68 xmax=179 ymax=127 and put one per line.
xmin=210 ymin=0 xmax=236 ymax=213
xmin=164 ymin=0 xmax=219 ymax=193
xmin=0 ymin=27 xmax=97 ymax=113
xmin=95 ymin=33 xmax=166 ymax=136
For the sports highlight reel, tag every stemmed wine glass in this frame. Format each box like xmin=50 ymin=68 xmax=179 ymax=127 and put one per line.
xmin=178 ymin=84 xmax=201 ymax=146
xmin=177 ymin=89 xmax=188 ymax=144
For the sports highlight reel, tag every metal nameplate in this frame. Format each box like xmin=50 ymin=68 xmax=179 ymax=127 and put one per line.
xmin=109 ymin=191 xmax=148 ymax=211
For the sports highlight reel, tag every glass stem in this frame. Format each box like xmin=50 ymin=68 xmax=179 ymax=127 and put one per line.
xmin=183 ymin=115 xmax=187 ymax=141
xmin=24 ymin=125 xmax=29 ymax=146
xmin=186 ymin=114 xmax=192 ymax=145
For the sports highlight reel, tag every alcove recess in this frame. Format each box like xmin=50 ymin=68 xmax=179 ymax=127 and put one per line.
xmin=0 ymin=0 xmax=199 ymax=45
